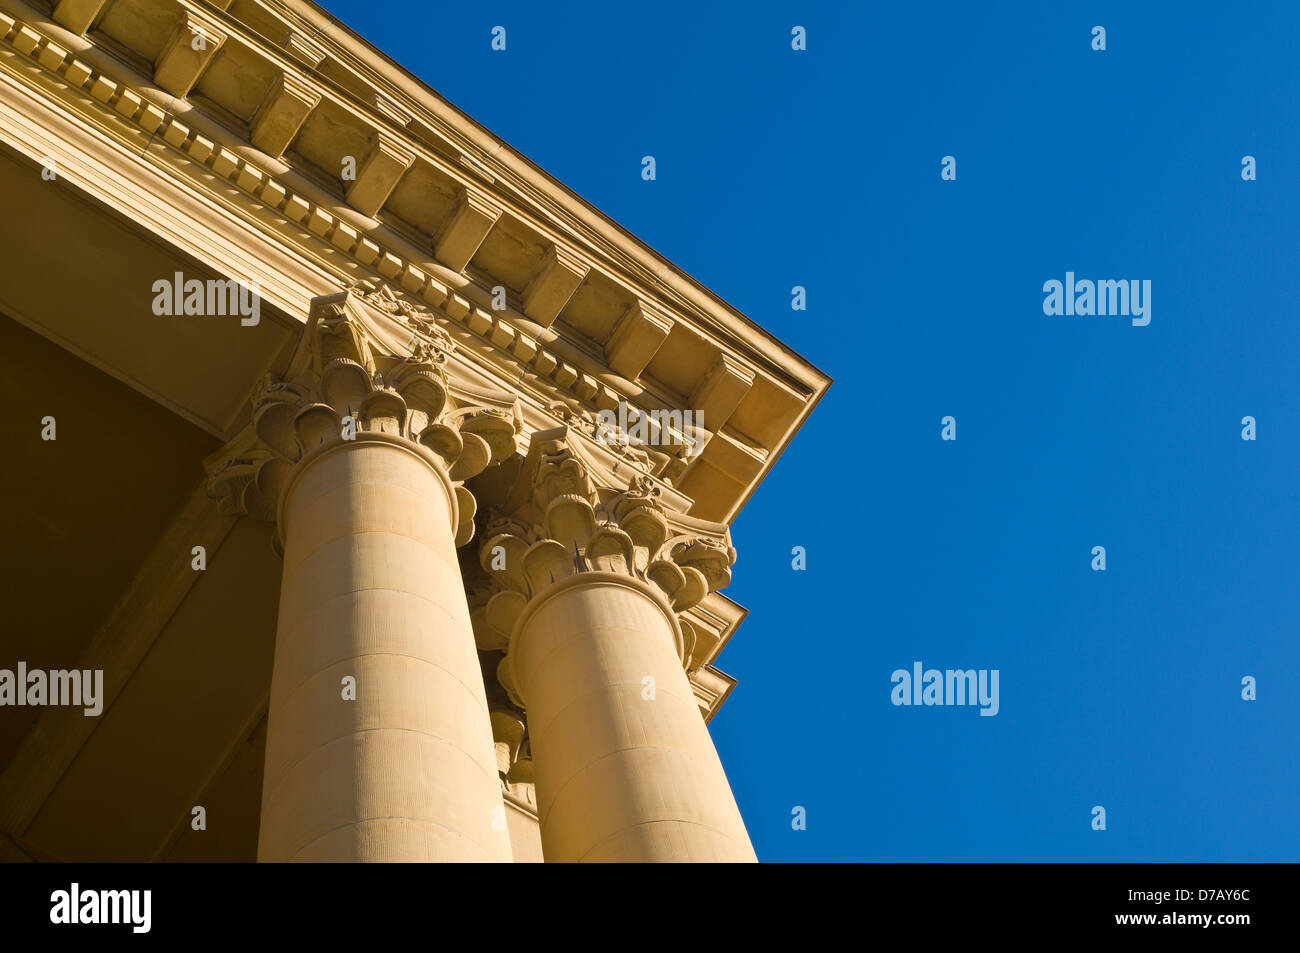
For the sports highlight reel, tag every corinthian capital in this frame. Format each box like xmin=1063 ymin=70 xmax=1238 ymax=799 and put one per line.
xmin=204 ymin=286 xmax=522 ymax=546
xmin=473 ymin=427 xmax=735 ymax=700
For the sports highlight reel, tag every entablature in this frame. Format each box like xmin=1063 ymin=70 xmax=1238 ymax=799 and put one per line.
xmin=0 ymin=0 xmax=829 ymax=524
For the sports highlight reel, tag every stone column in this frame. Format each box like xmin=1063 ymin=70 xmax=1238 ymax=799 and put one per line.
xmin=206 ymin=289 xmax=521 ymax=862
xmin=258 ymin=432 xmax=509 ymax=861
xmin=515 ymin=573 xmax=754 ymax=862
xmin=480 ymin=430 xmax=757 ymax=862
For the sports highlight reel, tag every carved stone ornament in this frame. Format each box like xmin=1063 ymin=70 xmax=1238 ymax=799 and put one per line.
xmin=204 ymin=285 xmax=522 ymax=548
xmin=543 ymin=399 xmax=683 ymax=484
xmin=473 ymin=427 xmax=735 ymax=705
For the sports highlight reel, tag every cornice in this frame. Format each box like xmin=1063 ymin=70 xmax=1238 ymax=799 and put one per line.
xmin=0 ymin=5 xmax=715 ymax=482
xmin=266 ymin=0 xmax=828 ymax=390
xmin=0 ymin=0 xmax=829 ymax=526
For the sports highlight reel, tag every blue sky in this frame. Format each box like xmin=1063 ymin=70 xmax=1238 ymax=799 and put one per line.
xmin=317 ymin=0 xmax=1300 ymax=861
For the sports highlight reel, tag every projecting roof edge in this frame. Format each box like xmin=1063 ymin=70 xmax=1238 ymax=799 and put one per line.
xmin=274 ymin=0 xmax=831 ymax=398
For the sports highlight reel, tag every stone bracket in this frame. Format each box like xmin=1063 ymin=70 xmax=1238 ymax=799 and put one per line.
xmin=435 ymin=186 xmax=503 ymax=273
xmin=345 ymin=132 xmax=414 ymax=218
xmin=154 ymin=11 xmax=227 ymax=98
xmin=51 ymin=0 xmax=109 ymax=35
xmin=690 ymin=353 xmax=754 ymax=431
xmin=250 ymin=72 xmax=320 ymax=159
xmin=521 ymin=244 xmax=589 ymax=328
xmin=606 ymin=300 xmax=671 ymax=382
xmin=285 ymin=31 xmax=326 ymax=69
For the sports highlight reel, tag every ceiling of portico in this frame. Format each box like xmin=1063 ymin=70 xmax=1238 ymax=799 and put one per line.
xmin=0 ymin=311 xmax=219 ymax=769
xmin=0 ymin=142 xmax=280 ymax=862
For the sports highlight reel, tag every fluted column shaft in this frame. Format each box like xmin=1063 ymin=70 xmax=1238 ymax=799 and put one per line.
xmin=510 ymin=572 xmax=756 ymax=862
xmin=257 ymin=432 xmax=512 ymax=862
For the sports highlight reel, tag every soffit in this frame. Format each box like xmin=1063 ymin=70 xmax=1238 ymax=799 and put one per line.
xmin=0 ymin=311 xmax=220 ymax=772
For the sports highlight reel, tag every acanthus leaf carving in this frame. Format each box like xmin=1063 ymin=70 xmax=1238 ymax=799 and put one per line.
xmin=544 ymin=400 xmax=662 ymax=478
xmin=476 ymin=427 xmax=735 ymax=681
xmin=204 ymin=287 xmax=522 ymax=548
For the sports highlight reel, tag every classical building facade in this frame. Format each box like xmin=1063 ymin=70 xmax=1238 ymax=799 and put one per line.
xmin=0 ymin=0 xmax=827 ymax=862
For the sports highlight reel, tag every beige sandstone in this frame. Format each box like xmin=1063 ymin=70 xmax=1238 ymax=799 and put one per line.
xmin=0 ymin=0 xmax=828 ymax=863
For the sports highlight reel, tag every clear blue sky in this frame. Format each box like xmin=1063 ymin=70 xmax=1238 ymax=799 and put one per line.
xmin=317 ymin=0 xmax=1300 ymax=861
